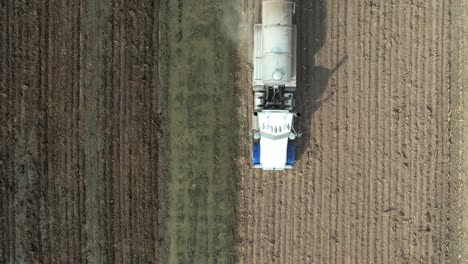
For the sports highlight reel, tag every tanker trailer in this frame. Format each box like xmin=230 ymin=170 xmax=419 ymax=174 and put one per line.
xmin=251 ymin=0 xmax=300 ymax=170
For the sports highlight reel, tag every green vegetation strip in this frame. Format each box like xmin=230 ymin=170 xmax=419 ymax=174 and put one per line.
xmin=164 ymin=1 xmax=239 ymax=263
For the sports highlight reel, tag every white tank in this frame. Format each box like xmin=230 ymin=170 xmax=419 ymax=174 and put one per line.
xmin=261 ymin=1 xmax=294 ymax=86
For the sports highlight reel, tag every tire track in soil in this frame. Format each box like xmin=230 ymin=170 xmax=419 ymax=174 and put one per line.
xmin=335 ymin=1 xmax=349 ymax=263
xmin=407 ymin=3 xmax=417 ymax=260
xmin=412 ymin=2 xmax=426 ymax=261
xmin=420 ymin=2 xmax=431 ymax=260
xmin=358 ymin=2 xmax=370 ymax=263
xmin=372 ymin=0 xmax=383 ymax=262
xmin=344 ymin=0 xmax=358 ymax=262
xmin=393 ymin=2 xmax=404 ymax=261
xmin=379 ymin=3 xmax=396 ymax=263
xmin=381 ymin=2 xmax=393 ymax=263
xmin=325 ymin=0 xmax=336 ymax=262
xmin=427 ymin=0 xmax=438 ymax=260
xmin=280 ymin=171 xmax=287 ymax=264
xmin=0 ymin=0 xmax=14 ymax=261
xmin=387 ymin=3 xmax=397 ymax=262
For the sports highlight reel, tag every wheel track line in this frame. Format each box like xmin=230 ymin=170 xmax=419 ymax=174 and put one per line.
xmin=267 ymin=171 xmax=274 ymax=264
xmin=126 ymin=1 xmax=138 ymax=260
xmin=419 ymin=2 xmax=431 ymax=259
xmin=323 ymin=1 xmax=334 ymax=262
xmin=248 ymin=170 xmax=256 ymax=263
xmin=296 ymin=151 xmax=305 ymax=262
xmin=44 ymin=1 xmax=54 ymax=262
xmin=386 ymin=2 xmax=398 ymax=263
xmin=337 ymin=1 xmax=351 ymax=262
xmin=430 ymin=0 xmax=441 ymax=261
xmin=110 ymin=2 xmax=120 ymax=261
xmin=382 ymin=3 xmax=393 ymax=263
xmin=369 ymin=1 xmax=382 ymax=262
xmin=252 ymin=170 xmax=260 ymax=264
xmin=360 ymin=1 xmax=372 ymax=263
xmin=77 ymin=0 xmax=87 ymax=261
xmin=354 ymin=1 xmax=366 ymax=262
xmin=401 ymin=2 xmax=412 ymax=260
xmin=277 ymin=171 xmax=284 ymax=264
xmin=323 ymin=2 xmax=334 ymax=259
xmin=295 ymin=2 xmax=309 ymax=259
xmin=386 ymin=2 xmax=393 ymax=262
xmin=344 ymin=0 xmax=357 ymax=262
xmin=378 ymin=2 xmax=391 ymax=264
xmin=0 ymin=0 xmax=12 ymax=260
xmin=345 ymin=1 xmax=362 ymax=263
xmin=297 ymin=160 xmax=306 ymax=263
xmin=437 ymin=0 xmax=449 ymax=261
xmin=421 ymin=1 xmax=432 ymax=258
xmin=313 ymin=123 xmax=321 ymax=263
xmin=394 ymin=2 xmax=406 ymax=261
xmin=119 ymin=0 xmax=128 ymax=260
xmin=280 ymin=173 xmax=286 ymax=264
xmin=372 ymin=1 xmax=384 ymax=262
xmin=166 ymin=0 xmax=187 ymax=261
xmin=286 ymin=165 xmax=298 ymax=263
xmin=407 ymin=3 xmax=417 ymax=260
xmin=434 ymin=0 xmax=444 ymax=262
xmin=290 ymin=169 xmax=297 ymax=263
xmin=318 ymin=96 xmax=325 ymax=264
xmin=316 ymin=0 xmax=326 ymax=260
xmin=320 ymin=16 xmax=333 ymax=263
xmin=244 ymin=124 xmax=252 ymax=263
xmin=259 ymin=171 xmax=267 ymax=264
xmin=71 ymin=2 xmax=84 ymax=260
xmin=315 ymin=0 xmax=328 ymax=260
xmin=330 ymin=0 xmax=342 ymax=262
xmin=258 ymin=170 xmax=266 ymax=264
xmin=364 ymin=0 xmax=376 ymax=262
xmin=273 ymin=168 xmax=281 ymax=261
xmin=40 ymin=6 xmax=53 ymax=258
xmin=280 ymin=170 xmax=289 ymax=263
xmin=293 ymin=170 xmax=300 ymax=263
xmin=308 ymin=0 xmax=321 ymax=259
xmin=436 ymin=0 xmax=445 ymax=261
xmin=412 ymin=2 xmax=425 ymax=261
xmin=313 ymin=107 xmax=322 ymax=263
xmin=392 ymin=2 xmax=405 ymax=262
xmin=249 ymin=5 xmax=259 ymax=263
xmin=9 ymin=2 xmax=17 ymax=259
xmin=123 ymin=2 xmax=133 ymax=261
xmin=426 ymin=0 xmax=438 ymax=258
xmin=110 ymin=1 xmax=121 ymax=262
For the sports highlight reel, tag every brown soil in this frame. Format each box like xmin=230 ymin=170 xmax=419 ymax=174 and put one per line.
xmin=235 ymin=0 xmax=467 ymax=263
xmin=1 ymin=0 xmax=466 ymax=263
xmin=0 ymin=1 xmax=166 ymax=263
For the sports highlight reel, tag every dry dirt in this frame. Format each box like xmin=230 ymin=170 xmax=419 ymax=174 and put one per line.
xmin=1 ymin=0 xmax=466 ymax=263
xmin=235 ymin=0 xmax=467 ymax=263
xmin=1 ymin=1 xmax=164 ymax=263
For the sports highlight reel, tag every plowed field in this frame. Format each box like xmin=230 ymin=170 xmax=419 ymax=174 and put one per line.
xmin=1 ymin=1 xmax=164 ymax=263
xmin=235 ymin=0 xmax=467 ymax=263
xmin=0 ymin=0 xmax=466 ymax=263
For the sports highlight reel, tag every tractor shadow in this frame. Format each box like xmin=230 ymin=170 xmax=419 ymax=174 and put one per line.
xmin=294 ymin=0 xmax=346 ymax=160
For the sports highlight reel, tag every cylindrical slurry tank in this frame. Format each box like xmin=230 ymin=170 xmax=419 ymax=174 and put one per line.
xmin=262 ymin=0 xmax=294 ymax=86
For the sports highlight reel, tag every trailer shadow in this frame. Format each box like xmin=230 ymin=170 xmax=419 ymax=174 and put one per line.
xmin=294 ymin=0 xmax=346 ymax=160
